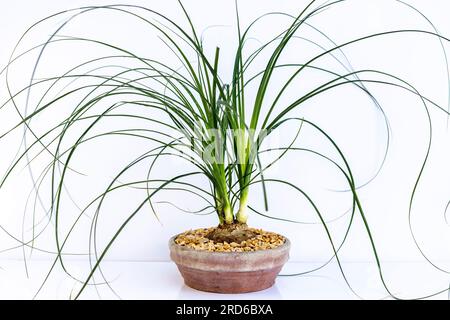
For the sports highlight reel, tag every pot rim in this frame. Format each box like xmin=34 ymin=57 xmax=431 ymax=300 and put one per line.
xmin=169 ymin=233 xmax=291 ymax=256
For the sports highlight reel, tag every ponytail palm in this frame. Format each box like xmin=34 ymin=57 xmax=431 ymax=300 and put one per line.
xmin=1 ymin=0 xmax=449 ymax=299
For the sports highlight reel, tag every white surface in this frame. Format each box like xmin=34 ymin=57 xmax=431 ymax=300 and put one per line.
xmin=0 ymin=260 xmax=448 ymax=300
xmin=0 ymin=0 xmax=449 ymax=299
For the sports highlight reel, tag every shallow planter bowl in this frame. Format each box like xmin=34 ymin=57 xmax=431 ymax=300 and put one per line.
xmin=169 ymin=235 xmax=290 ymax=294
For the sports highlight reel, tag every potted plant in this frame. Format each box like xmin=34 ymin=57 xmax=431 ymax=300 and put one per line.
xmin=0 ymin=0 xmax=449 ymax=298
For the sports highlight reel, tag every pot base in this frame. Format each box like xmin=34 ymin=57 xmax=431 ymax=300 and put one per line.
xmin=177 ymin=264 xmax=283 ymax=293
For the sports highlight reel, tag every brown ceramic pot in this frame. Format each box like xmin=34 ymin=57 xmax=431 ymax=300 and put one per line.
xmin=169 ymin=235 xmax=290 ymax=293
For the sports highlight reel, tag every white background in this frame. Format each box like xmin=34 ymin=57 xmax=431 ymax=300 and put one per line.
xmin=0 ymin=0 xmax=450 ymax=298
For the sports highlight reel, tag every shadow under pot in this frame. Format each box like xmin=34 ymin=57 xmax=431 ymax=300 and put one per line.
xmin=169 ymin=235 xmax=290 ymax=294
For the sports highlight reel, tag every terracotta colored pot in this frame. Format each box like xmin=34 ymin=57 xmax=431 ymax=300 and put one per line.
xmin=169 ymin=235 xmax=290 ymax=293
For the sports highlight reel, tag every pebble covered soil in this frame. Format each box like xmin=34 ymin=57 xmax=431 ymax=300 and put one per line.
xmin=174 ymin=227 xmax=286 ymax=252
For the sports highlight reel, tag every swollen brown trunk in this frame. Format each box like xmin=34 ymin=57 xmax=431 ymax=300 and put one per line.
xmin=205 ymin=223 xmax=258 ymax=243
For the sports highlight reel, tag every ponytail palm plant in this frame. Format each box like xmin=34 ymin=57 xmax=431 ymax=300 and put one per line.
xmin=1 ymin=0 xmax=450 ymax=299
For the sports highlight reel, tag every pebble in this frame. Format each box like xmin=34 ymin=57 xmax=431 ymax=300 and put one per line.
xmin=175 ymin=227 xmax=285 ymax=252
